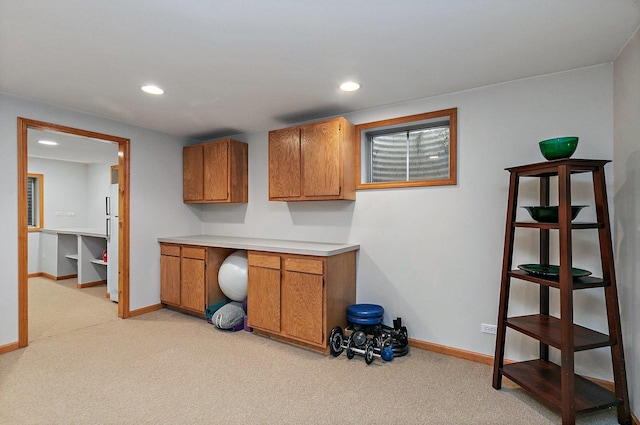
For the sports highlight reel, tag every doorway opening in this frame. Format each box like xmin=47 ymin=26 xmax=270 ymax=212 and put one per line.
xmin=17 ymin=118 xmax=131 ymax=348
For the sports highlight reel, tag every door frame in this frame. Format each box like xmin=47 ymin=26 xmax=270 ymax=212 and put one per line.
xmin=17 ymin=117 xmax=131 ymax=348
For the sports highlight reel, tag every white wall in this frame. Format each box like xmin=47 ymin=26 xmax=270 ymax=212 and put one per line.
xmin=0 ymin=92 xmax=202 ymax=347
xmin=614 ymin=27 xmax=640 ymax=415
xmin=28 ymin=158 xmax=91 ymax=229
xmin=200 ymin=65 xmax=619 ymax=380
xmin=26 ymin=158 xmax=115 ymax=274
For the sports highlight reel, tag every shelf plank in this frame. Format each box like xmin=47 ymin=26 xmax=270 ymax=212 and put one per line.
xmin=90 ymin=259 xmax=107 ymax=266
xmin=509 ymin=270 xmax=607 ymax=289
xmin=506 ymin=314 xmax=614 ymax=351
xmin=501 ymin=360 xmax=620 ymax=414
xmin=505 ymin=159 xmax=610 ymax=177
xmin=514 ymin=222 xmax=602 ymax=230
xmin=65 ymin=254 xmax=78 ymax=261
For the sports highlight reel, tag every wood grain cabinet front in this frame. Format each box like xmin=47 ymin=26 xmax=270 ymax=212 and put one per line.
xmin=160 ymin=244 xmax=181 ymax=306
xmin=160 ymin=244 xmax=234 ymax=316
xmin=247 ymin=253 xmax=281 ymax=333
xmin=247 ymin=250 xmax=356 ymax=352
xmin=268 ymin=117 xmax=355 ymax=201
xmin=183 ymin=139 xmax=248 ymax=204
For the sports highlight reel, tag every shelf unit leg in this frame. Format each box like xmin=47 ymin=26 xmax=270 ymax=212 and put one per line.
xmin=558 ymin=164 xmax=576 ymax=425
xmin=539 ymin=176 xmax=550 ymax=362
xmin=492 ymin=172 xmax=520 ymax=390
xmin=592 ymin=167 xmax=631 ymax=424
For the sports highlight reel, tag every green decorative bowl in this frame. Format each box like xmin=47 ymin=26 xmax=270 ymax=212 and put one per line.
xmin=522 ymin=205 xmax=587 ymax=223
xmin=539 ymin=136 xmax=579 ymax=160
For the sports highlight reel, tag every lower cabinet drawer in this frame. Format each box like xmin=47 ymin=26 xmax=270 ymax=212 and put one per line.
xmin=160 ymin=244 xmax=180 ymax=257
xmin=248 ymin=252 xmax=281 ymax=269
xmin=284 ymin=257 xmax=323 ymax=275
xmin=182 ymin=246 xmax=206 ymax=260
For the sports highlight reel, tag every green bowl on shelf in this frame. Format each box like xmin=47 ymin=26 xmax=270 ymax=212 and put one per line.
xmin=522 ymin=205 xmax=587 ymax=223
xmin=539 ymin=136 xmax=579 ymax=160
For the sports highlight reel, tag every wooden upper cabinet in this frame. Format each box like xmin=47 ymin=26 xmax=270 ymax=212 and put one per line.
xmin=183 ymin=145 xmax=204 ymax=202
xmin=203 ymin=142 xmax=228 ymax=201
xmin=268 ymin=117 xmax=355 ymax=201
xmin=301 ymin=119 xmax=341 ymax=197
xmin=269 ymin=126 xmax=301 ymax=199
xmin=183 ymin=139 xmax=248 ymax=203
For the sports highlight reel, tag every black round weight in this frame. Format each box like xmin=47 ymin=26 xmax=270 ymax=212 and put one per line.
xmin=364 ymin=342 xmax=375 ymax=365
xmin=329 ymin=327 xmax=344 ymax=357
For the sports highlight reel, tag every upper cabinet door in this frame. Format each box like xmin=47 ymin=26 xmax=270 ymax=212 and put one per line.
xmin=301 ymin=119 xmax=341 ymax=197
xmin=203 ymin=141 xmax=228 ymax=201
xmin=269 ymin=127 xmax=301 ymax=199
xmin=183 ymin=145 xmax=203 ymax=202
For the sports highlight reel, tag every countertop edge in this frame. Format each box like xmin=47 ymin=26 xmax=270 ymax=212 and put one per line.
xmin=41 ymin=228 xmax=107 ymax=238
xmin=157 ymin=235 xmax=359 ymax=257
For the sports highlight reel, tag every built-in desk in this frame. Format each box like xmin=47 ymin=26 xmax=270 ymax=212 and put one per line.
xmin=157 ymin=235 xmax=359 ymax=353
xmin=41 ymin=229 xmax=107 ymax=288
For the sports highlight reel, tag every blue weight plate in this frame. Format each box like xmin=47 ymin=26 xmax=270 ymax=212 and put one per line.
xmin=347 ymin=304 xmax=384 ymax=318
xmin=347 ymin=314 xmax=383 ymax=326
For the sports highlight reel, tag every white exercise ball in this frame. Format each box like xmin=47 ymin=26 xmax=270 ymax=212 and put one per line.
xmin=218 ymin=250 xmax=248 ymax=302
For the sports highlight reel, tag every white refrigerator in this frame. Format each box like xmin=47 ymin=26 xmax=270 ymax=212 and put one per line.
xmin=106 ymin=183 xmax=119 ymax=302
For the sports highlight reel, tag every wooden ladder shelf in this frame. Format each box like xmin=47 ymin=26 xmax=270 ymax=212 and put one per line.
xmin=492 ymin=159 xmax=631 ymax=425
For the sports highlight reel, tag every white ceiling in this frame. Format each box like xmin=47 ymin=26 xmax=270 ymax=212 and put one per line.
xmin=28 ymin=129 xmax=119 ymax=164
xmin=2 ymin=0 xmax=639 ymax=141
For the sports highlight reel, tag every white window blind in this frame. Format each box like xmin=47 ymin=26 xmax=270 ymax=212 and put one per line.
xmin=370 ymin=126 xmax=450 ymax=183
xmin=28 ymin=176 xmax=36 ymax=227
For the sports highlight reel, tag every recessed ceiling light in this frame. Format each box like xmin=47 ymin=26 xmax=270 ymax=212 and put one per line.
xmin=339 ymin=81 xmax=361 ymax=92
xmin=141 ymin=85 xmax=164 ymax=95
xmin=38 ymin=140 xmax=58 ymax=146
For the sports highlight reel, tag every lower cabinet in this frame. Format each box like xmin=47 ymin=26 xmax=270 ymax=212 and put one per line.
xmin=160 ymin=244 xmax=181 ymax=305
xmin=160 ymin=242 xmax=358 ymax=352
xmin=247 ymin=250 xmax=356 ymax=352
xmin=160 ymin=243 xmax=234 ymax=316
xmin=246 ymin=253 xmax=281 ymax=333
xmin=179 ymin=247 xmax=206 ymax=312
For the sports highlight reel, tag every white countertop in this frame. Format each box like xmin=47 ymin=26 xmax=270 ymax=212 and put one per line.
xmin=157 ymin=235 xmax=359 ymax=257
xmin=42 ymin=228 xmax=107 ymax=238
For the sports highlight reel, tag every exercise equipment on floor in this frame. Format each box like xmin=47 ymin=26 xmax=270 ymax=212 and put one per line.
xmin=329 ymin=303 xmax=409 ymax=364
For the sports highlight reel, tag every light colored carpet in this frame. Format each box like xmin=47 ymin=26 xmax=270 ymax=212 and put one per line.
xmin=28 ymin=277 xmax=117 ymax=342
xmin=0 ymin=277 xmax=621 ymax=424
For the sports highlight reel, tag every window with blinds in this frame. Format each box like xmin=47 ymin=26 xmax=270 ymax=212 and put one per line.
xmin=356 ymin=108 xmax=457 ymax=189
xmin=370 ymin=126 xmax=450 ymax=182
xmin=27 ymin=173 xmax=43 ymax=229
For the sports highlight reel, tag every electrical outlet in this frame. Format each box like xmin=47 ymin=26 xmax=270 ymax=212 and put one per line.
xmin=481 ymin=323 xmax=497 ymax=335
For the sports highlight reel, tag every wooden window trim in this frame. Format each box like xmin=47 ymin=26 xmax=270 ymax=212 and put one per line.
xmin=355 ymin=108 xmax=457 ymax=190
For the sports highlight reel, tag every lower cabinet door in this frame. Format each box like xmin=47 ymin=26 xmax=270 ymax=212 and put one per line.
xmin=247 ymin=265 xmax=281 ymax=333
xmin=180 ymin=257 xmax=205 ymax=313
xmin=160 ymin=254 xmax=180 ymax=306
xmin=281 ymin=270 xmax=323 ymax=345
